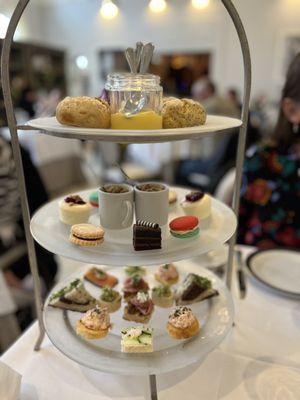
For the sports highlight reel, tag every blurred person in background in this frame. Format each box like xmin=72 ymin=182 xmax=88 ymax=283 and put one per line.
xmin=238 ymin=53 xmax=300 ymax=248
xmin=0 ymin=134 xmax=58 ymax=329
xmin=175 ymin=78 xmax=242 ymax=191
xmin=226 ymin=87 xmax=242 ymax=113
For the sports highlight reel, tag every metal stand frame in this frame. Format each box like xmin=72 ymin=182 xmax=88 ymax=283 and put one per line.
xmin=1 ymin=0 xmax=251 ymax=398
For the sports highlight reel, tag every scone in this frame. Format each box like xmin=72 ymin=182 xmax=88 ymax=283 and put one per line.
xmin=167 ymin=306 xmax=199 ymax=339
xmin=180 ymin=191 xmax=212 ymax=220
xmin=162 ymin=97 xmax=206 ymax=128
xmin=76 ymin=305 xmax=110 ymax=339
xmin=56 ymin=96 xmax=110 ymax=128
xmin=59 ymin=195 xmax=91 ymax=225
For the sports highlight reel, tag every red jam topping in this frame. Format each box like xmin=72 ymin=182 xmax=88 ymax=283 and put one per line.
xmin=64 ymin=195 xmax=86 ymax=205
xmin=185 ymin=191 xmax=204 ymax=202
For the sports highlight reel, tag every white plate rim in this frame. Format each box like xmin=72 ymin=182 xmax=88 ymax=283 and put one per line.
xmin=22 ymin=115 xmax=243 ymax=143
xmin=246 ymin=248 xmax=300 ymax=298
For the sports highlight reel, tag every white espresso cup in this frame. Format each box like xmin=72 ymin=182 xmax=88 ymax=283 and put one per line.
xmin=98 ymin=183 xmax=134 ymax=229
xmin=134 ymin=182 xmax=169 ymax=226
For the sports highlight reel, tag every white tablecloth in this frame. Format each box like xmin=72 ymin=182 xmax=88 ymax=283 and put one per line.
xmin=1 ymin=246 xmax=300 ymax=399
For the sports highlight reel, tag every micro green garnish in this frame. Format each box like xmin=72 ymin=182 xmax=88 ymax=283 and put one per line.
xmin=50 ymin=279 xmax=80 ymax=300
xmin=153 ymin=283 xmax=171 ymax=296
xmin=131 ymin=274 xmax=141 ymax=286
xmin=125 ymin=266 xmax=145 ymax=276
xmin=193 ymin=274 xmax=212 ymax=289
xmin=101 ymin=287 xmax=118 ymax=302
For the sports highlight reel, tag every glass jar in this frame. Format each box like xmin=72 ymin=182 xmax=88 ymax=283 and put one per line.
xmin=105 ymin=73 xmax=163 ymax=130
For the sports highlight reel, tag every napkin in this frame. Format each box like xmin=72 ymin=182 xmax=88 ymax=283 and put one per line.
xmin=0 ymin=361 xmax=21 ymax=400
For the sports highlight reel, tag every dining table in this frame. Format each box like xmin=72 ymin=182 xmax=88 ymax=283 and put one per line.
xmin=1 ymin=245 xmax=300 ymax=400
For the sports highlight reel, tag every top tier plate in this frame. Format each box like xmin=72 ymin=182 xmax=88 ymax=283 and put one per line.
xmin=21 ymin=115 xmax=242 ymax=143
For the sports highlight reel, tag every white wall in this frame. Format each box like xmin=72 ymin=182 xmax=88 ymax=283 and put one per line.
xmin=2 ymin=0 xmax=300 ymax=101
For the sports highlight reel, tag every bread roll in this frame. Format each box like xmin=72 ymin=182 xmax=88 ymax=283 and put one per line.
xmin=56 ymin=96 xmax=110 ymax=128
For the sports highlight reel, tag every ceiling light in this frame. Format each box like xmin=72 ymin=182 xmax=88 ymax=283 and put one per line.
xmin=149 ymin=0 xmax=167 ymax=14
xmin=76 ymin=55 xmax=89 ymax=70
xmin=0 ymin=13 xmax=9 ymax=39
xmin=100 ymin=0 xmax=119 ymax=20
xmin=191 ymin=0 xmax=210 ymax=10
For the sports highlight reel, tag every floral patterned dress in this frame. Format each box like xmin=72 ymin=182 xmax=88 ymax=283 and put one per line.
xmin=238 ymin=144 xmax=300 ymax=249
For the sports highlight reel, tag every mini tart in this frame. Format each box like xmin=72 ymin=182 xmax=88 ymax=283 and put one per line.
xmin=155 ymin=263 xmax=179 ymax=285
xmin=59 ymin=195 xmax=91 ymax=225
xmin=99 ymin=288 xmax=121 ymax=313
xmin=151 ymin=284 xmax=174 ymax=308
xmin=169 ymin=216 xmax=199 ymax=239
xmin=76 ymin=306 xmax=110 ymax=340
xmin=167 ymin=306 xmax=200 ymax=339
xmin=181 ymin=191 xmax=211 ymax=220
xmin=70 ymin=223 xmax=105 ymax=247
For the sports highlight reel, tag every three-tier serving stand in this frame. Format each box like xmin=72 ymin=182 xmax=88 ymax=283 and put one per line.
xmin=1 ymin=1 xmax=251 ymax=398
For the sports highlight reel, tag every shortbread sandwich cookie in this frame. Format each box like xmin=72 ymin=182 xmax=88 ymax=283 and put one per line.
xmin=70 ymin=223 xmax=105 ymax=246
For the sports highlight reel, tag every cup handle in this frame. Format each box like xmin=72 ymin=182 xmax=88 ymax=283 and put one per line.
xmin=122 ymin=200 xmax=132 ymax=227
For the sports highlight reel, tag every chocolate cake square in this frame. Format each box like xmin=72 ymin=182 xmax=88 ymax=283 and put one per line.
xmin=133 ymin=220 xmax=161 ymax=251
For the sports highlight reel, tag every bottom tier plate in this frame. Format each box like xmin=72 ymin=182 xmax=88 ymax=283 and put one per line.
xmin=44 ymin=261 xmax=234 ymax=375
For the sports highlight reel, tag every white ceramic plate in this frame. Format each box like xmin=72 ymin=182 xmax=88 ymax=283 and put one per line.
xmin=44 ymin=261 xmax=234 ymax=375
xmin=246 ymin=249 xmax=300 ymax=298
xmin=30 ymin=187 xmax=237 ymax=266
xmin=22 ymin=115 xmax=242 ymax=144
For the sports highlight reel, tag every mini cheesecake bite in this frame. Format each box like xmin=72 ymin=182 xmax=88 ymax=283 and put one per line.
xmin=59 ymin=195 xmax=91 ymax=225
xmin=180 ymin=191 xmax=211 ymax=220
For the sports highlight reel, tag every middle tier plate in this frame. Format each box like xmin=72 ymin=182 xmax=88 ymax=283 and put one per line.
xmin=30 ymin=187 xmax=237 ymax=265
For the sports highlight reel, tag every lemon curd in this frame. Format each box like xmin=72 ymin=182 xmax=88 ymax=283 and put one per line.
xmin=105 ymin=73 xmax=163 ymax=130
xmin=111 ymin=110 xmax=162 ymax=130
